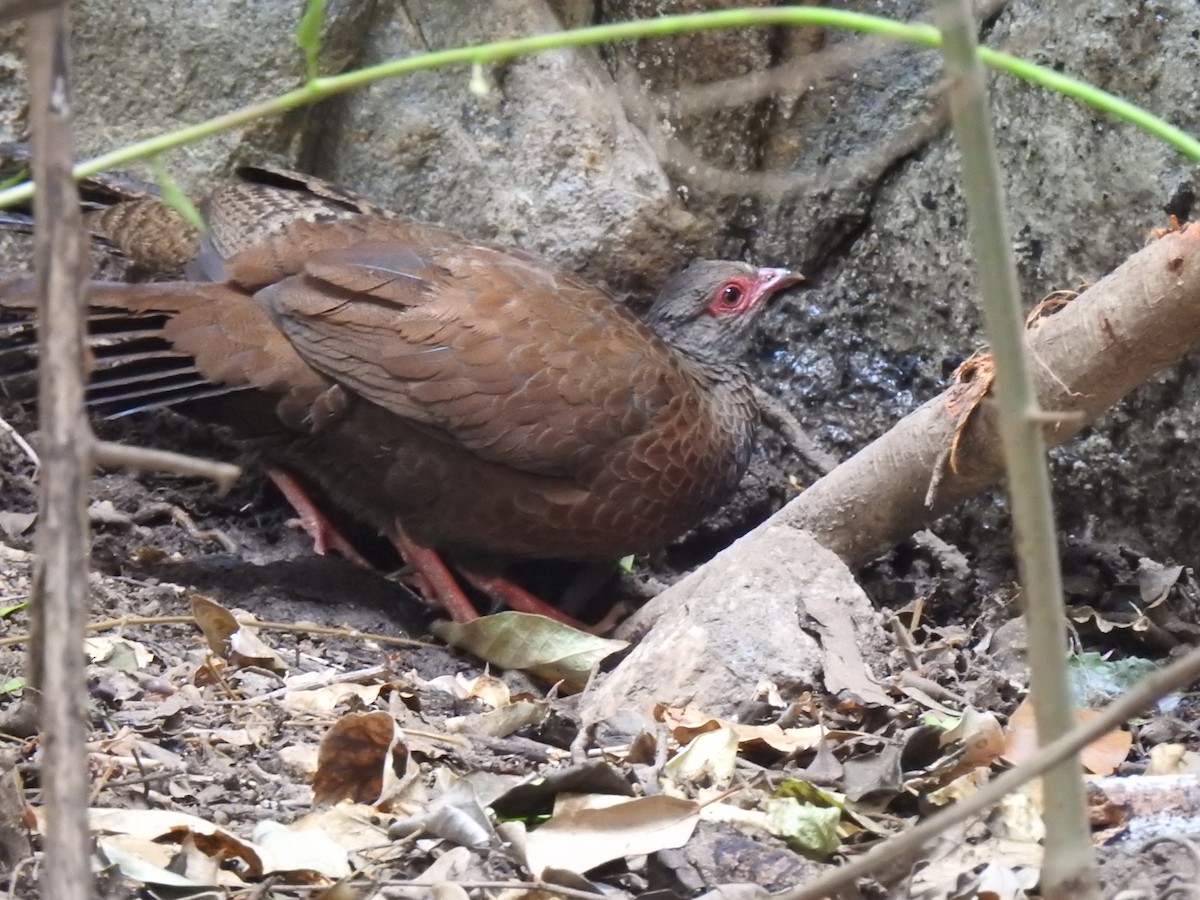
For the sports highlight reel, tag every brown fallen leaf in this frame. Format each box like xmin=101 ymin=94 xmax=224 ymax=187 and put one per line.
xmin=190 ymin=594 xmax=285 ymax=672
xmin=656 ymin=703 xmax=826 ymax=754
xmin=313 ymin=711 xmax=410 ymax=808
xmin=1003 ymin=698 xmax=1132 ymax=775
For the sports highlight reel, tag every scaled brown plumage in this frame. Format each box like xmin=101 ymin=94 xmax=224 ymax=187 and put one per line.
xmin=0 ymin=168 xmax=802 ymax=619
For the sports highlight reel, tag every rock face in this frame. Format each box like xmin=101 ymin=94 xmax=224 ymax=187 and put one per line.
xmin=1 ymin=1 xmax=1197 ymax=586
xmin=581 ymin=528 xmax=889 ymax=721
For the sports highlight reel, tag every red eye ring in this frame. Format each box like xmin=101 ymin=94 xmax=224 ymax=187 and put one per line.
xmin=707 ymin=278 xmax=751 ymax=315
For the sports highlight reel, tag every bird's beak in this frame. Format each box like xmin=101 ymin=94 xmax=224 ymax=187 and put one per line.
xmin=754 ymin=267 xmax=805 ymax=298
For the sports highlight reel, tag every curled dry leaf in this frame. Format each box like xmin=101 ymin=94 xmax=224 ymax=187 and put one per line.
xmin=665 ymin=726 xmax=739 ymax=787
xmin=79 ymin=808 xmax=264 ymax=877
xmin=206 ymin=726 xmax=268 ymax=748
xmin=444 ymin=698 xmax=549 ymax=738
xmin=842 ymin=745 xmax=903 ymax=802
xmin=389 ymin=778 xmax=497 ymax=850
xmin=1067 ymin=604 xmax=1150 ymax=634
xmin=941 ymin=707 xmax=1006 ymax=768
xmin=279 ymin=682 xmax=385 ymax=715
xmin=924 ymin=766 xmax=990 ymax=808
xmin=1137 ymin=559 xmax=1184 ymax=607
xmin=87 ymin=809 xmax=356 ymax=886
xmin=190 ymin=594 xmax=238 ymax=657
xmin=394 ymin=845 xmax=479 ymax=900
xmin=190 ymin=594 xmax=286 ymax=672
xmin=251 ymin=820 xmax=352 ymax=880
xmin=97 ymin=834 xmax=238 ymax=889
xmin=424 ymin=672 xmax=512 ymax=708
xmin=84 ymin=635 xmax=155 ymax=670
xmin=655 ymin=703 xmax=826 ymax=754
xmin=313 ymin=710 xmax=411 ymax=808
xmin=489 ymin=760 xmax=635 ymax=821
xmin=1145 ymin=742 xmax=1200 ymax=775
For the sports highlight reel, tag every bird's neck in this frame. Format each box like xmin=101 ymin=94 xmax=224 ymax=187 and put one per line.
xmin=678 ymin=354 xmax=760 ymax=462
xmin=671 ymin=344 xmax=754 ymax=397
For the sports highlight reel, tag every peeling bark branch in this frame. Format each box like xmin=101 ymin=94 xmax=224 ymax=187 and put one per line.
xmin=787 ymin=225 xmax=1200 ymax=567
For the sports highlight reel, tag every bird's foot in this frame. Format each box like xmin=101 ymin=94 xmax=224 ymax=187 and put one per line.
xmin=390 ymin=523 xmax=598 ymax=631
xmin=267 ymin=468 xmax=372 ymax=568
xmin=389 ymin=527 xmax=481 ymax=623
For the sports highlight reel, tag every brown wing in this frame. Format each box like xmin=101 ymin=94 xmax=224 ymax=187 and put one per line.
xmin=255 ymin=232 xmax=694 ymax=479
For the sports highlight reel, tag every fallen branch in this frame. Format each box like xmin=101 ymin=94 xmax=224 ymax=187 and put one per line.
xmin=791 ymin=224 xmax=1200 ymax=566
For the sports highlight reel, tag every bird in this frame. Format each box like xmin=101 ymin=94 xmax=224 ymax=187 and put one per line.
xmin=0 ymin=167 xmax=802 ymax=626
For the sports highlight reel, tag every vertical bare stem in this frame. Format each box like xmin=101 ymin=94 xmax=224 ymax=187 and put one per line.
xmin=936 ymin=1 xmax=1098 ymax=895
xmin=26 ymin=3 xmax=93 ymax=898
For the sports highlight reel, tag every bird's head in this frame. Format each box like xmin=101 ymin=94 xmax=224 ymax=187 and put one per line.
xmin=645 ymin=260 xmax=803 ymax=361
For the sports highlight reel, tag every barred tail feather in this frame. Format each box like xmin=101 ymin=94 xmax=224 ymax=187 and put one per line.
xmin=0 ymin=278 xmax=303 ymax=417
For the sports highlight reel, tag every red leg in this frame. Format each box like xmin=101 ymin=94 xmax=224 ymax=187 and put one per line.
xmin=389 ymin=523 xmax=603 ymax=631
xmin=458 ymin=569 xmax=596 ymax=632
xmin=265 ymin=476 xmax=610 ymax=630
xmin=390 ymin=525 xmax=481 ymax=623
xmin=267 ymin=469 xmax=372 ymax=568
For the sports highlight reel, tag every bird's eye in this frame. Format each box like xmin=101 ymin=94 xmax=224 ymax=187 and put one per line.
xmin=704 ymin=277 xmax=753 ymax=316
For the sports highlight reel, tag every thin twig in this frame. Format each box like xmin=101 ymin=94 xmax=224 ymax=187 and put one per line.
xmin=753 ymin=386 xmax=839 ymax=475
xmin=91 ymin=440 xmax=241 ymax=492
xmin=0 ymin=414 xmax=39 ymax=470
xmin=168 ymin=504 xmax=237 ymax=553
xmin=0 ymin=613 xmax=437 ymax=648
xmin=938 ymin=1 xmax=1096 ymax=893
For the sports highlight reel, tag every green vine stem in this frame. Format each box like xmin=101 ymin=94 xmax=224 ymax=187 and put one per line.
xmin=0 ymin=6 xmax=1197 ymax=209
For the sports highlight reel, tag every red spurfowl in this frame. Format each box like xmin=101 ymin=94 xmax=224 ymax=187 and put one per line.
xmin=0 ymin=168 xmax=802 ymax=625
